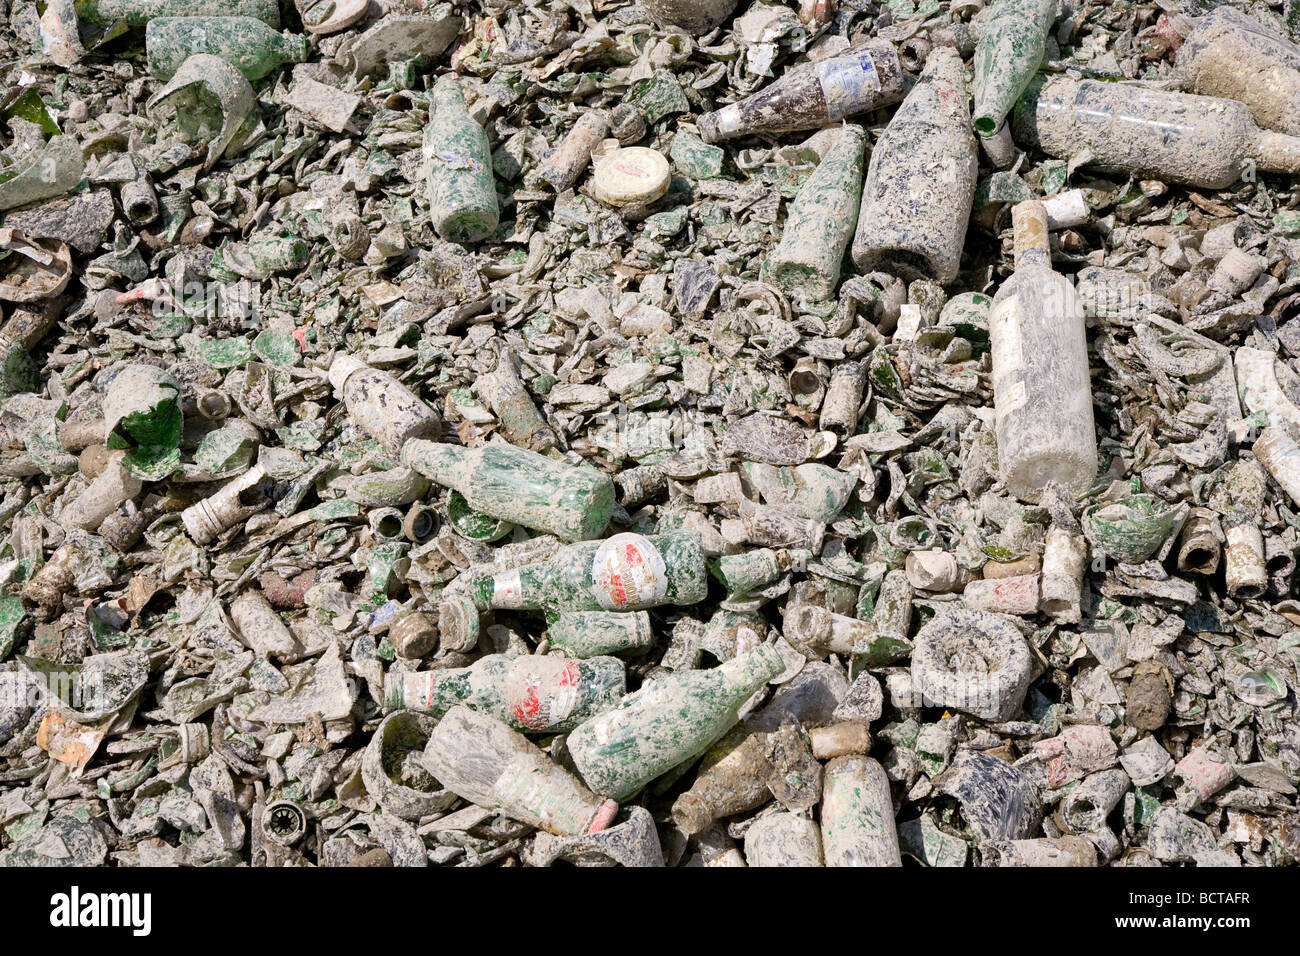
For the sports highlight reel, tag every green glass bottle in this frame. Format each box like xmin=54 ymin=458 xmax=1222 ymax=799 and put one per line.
xmin=821 ymin=755 xmax=901 ymax=866
xmin=401 ymin=438 xmax=614 ymax=542
xmin=425 ymin=74 xmax=499 ymax=244
xmin=709 ymin=547 xmax=809 ymax=595
xmin=387 ymin=653 xmax=625 ymax=734
xmin=565 ymin=643 xmax=785 ymax=800
xmin=458 ymin=530 xmax=708 ymax=615
xmin=422 ymin=706 xmax=618 ymax=837
xmin=146 ymin=17 xmax=309 ymax=81
xmin=769 ymin=124 xmax=867 ymax=302
xmin=74 ymin=0 xmax=279 ymax=27
xmin=971 ymin=0 xmax=1057 ymax=136
xmin=546 ymin=610 xmax=656 ymax=659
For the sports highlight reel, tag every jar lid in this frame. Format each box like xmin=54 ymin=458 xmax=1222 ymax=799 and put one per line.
xmin=591 ymin=146 xmax=670 ymax=207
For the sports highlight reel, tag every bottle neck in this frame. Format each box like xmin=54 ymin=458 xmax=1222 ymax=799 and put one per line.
xmin=1012 ymin=200 xmax=1051 ymax=270
xmin=1251 ymin=130 xmax=1300 ymax=175
xmin=719 ymin=644 xmax=783 ymax=690
xmin=433 ymin=76 xmax=467 ymax=116
xmin=400 ymin=439 xmax=466 ymax=489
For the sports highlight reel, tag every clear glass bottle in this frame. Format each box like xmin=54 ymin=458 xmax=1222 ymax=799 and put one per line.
xmin=989 ymin=200 xmax=1098 ymax=500
xmin=1013 ymin=75 xmax=1300 ymax=188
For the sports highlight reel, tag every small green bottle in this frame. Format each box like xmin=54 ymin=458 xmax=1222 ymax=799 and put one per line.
xmin=74 ymin=0 xmax=279 ymax=27
xmin=458 ymin=530 xmax=708 ymax=615
xmin=565 ymin=643 xmax=786 ymax=800
xmin=709 ymin=547 xmax=810 ymax=595
xmin=425 ymin=74 xmax=498 ymax=244
xmin=546 ymin=610 xmax=656 ymax=659
xmin=146 ymin=17 xmax=309 ymax=81
xmin=401 ymin=438 xmax=614 ymax=542
xmin=387 ymin=653 xmax=625 ymax=734
xmin=769 ymin=124 xmax=867 ymax=302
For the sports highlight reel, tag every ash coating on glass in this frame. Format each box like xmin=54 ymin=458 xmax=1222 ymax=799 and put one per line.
xmin=1 ymin=0 xmax=1300 ymax=870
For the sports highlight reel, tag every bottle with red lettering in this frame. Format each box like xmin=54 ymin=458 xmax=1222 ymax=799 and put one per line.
xmin=386 ymin=653 xmax=626 ymax=734
xmin=454 ymin=529 xmax=708 ymax=615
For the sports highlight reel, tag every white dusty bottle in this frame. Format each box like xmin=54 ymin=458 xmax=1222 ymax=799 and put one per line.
xmin=422 ymin=705 xmax=618 ymax=836
xmin=989 ymin=200 xmax=1097 ymax=501
xmin=851 ymin=46 xmax=977 ymax=284
xmin=180 ymin=464 xmax=270 ymax=544
xmin=329 ymin=354 xmax=441 ymax=455
xmin=1254 ymin=425 xmax=1300 ymax=507
xmin=1174 ymin=6 xmax=1300 ymax=138
xmin=1013 ymin=75 xmax=1300 ymax=188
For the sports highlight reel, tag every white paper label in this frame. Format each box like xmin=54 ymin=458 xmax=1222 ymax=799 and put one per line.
xmin=590 ymin=532 xmax=668 ymax=611
xmin=714 ymin=103 xmax=743 ymax=137
xmin=816 ymin=52 xmax=881 ymax=123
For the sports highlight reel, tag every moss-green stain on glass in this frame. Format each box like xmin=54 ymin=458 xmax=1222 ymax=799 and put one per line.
xmin=108 ymin=400 xmax=182 ymax=481
xmin=448 ymin=491 xmax=515 ymax=541
xmin=4 ymin=89 xmax=61 ymax=138
xmin=0 ymin=344 xmax=38 ymax=400
xmin=146 ymin=17 xmax=309 ymax=82
xmin=1082 ymin=494 xmax=1187 ymax=564
xmin=424 ymin=75 xmax=498 ymax=244
xmin=74 ymin=0 xmax=280 ymax=27
xmin=0 ymin=591 xmax=24 ymax=660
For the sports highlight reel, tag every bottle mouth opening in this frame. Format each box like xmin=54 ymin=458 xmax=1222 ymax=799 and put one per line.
xmin=236 ymin=486 xmax=265 ymax=507
xmin=374 ymin=514 xmax=404 ymax=540
xmin=1180 ymin=548 xmax=1217 ymax=573
xmin=197 ymin=392 xmax=230 ymax=420
xmin=405 ymin=508 xmax=438 ymax=542
xmin=973 ymin=115 xmax=998 ymax=136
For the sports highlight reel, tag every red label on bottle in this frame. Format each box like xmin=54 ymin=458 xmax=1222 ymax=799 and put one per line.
xmin=591 ymin=533 xmax=668 ymax=611
xmin=506 ymin=658 xmax=581 ymax=730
